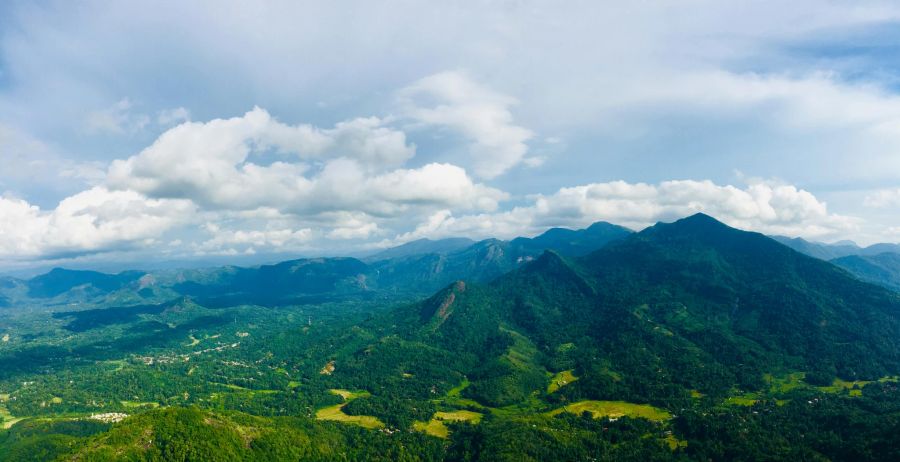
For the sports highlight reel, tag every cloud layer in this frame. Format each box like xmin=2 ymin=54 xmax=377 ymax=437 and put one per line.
xmin=388 ymin=179 xmax=857 ymax=246
xmin=0 ymin=88 xmax=863 ymax=265
xmin=3 ymin=2 xmax=900 ymax=267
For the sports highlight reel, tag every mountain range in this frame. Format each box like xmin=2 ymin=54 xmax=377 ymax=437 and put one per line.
xmin=2 ymin=214 xmax=900 ymax=461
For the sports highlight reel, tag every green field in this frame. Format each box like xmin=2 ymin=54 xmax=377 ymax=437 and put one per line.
xmin=413 ymin=419 xmax=449 ymax=438
xmin=436 ymin=378 xmax=487 ymax=410
xmin=547 ymin=400 xmax=671 ymax=421
xmin=547 ymin=369 xmax=578 ymax=394
xmin=0 ymin=405 xmax=24 ymax=430
xmin=315 ymin=389 xmax=383 ymax=429
xmin=435 ymin=410 xmax=483 ymax=423
xmin=414 ymin=410 xmax=483 ymax=438
xmin=120 ymin=400 xmax=160 ymax=409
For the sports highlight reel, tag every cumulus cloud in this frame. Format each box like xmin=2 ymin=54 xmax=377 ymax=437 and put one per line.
xmin=196 ymin=222 xmax=313 ymax=255
xmin=387 ymin=179 xmax=859 ymax=245
xmin=397 ymin=71 xmax=533 ymax=179
xmin=0 ymin=187 xmax=195 ymax=259
xmin=107 ymin=107 xmax=503 ymax=216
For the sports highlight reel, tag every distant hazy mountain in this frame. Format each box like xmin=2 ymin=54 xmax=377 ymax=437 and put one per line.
xmin=773 ymin=235 xmax=900 ymax=261
xmin=508 ymin=221 xmax=634 ymax=257
xmin=25 ymin=268 xmax=147 ymax=298
xmin=770 ymin=236 xmax=862 ymax=260
xmin=13 ymin=221 xmax=632 ymax=306
xmin=832 ymin=252 xmax=900 ymax=292
xmin=365 ymin=238 xmax=476 ymax=261
xmin=370 ymin=221 xmax=633 ymax=292
xmin=172 ymin=257 xmax=372 ymax=307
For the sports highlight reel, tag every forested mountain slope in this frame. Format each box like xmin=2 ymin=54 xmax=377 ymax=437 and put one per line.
xmin=3 ymin=214 xmax=900 ymax=461
xmin=832 ymin=252 xmax=900 ymax=292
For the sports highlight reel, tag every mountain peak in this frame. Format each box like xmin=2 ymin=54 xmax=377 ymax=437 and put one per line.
xmin=677 ymin=212 xmax=725 ymax=226
xmin=643 ymin=212 xmax=736 ymax=240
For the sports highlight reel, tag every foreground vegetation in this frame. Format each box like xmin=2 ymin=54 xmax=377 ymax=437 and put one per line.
xmin=2 ymin=215 xmax=900 ymax=460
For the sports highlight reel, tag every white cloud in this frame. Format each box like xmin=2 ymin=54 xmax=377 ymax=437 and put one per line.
xmin=85 ymin=98 xmax=150 ymax=135
xmin=388 ymin=179 xmax=859 ymax=245
xmin=0 ymin=187 xmax=195 ymax=260
xmin=197 ymin=223 xmax=313 ymax=253
xmin=397 ymin=71 xmax=533 ymax=179
xmin=107 ymin=107 xmax=504 ymax=216
xmin=864 ymin=188 xmax=900 ymax=208
xmin=621 ymin=71 xmax=900 ymax=135
xmin=157 ymin=107 xmax=191 ymax=126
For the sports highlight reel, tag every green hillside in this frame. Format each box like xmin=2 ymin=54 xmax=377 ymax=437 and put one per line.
xmin=833 ymin=252 xmax=900 ymax=291
xmin=1 ymin=215 xmax=900 ymax=460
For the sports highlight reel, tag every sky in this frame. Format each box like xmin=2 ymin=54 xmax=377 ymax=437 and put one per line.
xmin=2 ymin=0 xmax=900 ymax=272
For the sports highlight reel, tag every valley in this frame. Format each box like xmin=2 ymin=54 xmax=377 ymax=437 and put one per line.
xmin=1 ymin=216 xmax=900 ymax=461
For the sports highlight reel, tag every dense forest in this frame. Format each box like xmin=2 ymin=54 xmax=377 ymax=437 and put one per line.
xmin=1 ymin=216 xmax=899 ymax=461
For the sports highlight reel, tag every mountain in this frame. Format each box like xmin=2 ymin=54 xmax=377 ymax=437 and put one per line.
xmin=25 ymin=268 xmax=147 ymax=298
xmin=365 ymin=238 xmax=476 ymax=261
xmin=770 ymin=235 xmax=861 ymax=260
xmin=4 ymin=214 xmax=900 ymax=461
xmin=369 ymin=221 xmax=632 ymax=293
xmin=172 ymin=257 xmax=372 ymax=306
xmin=832 ymin=252 xmax=900 ymax=292
xmin=8 ymin=221 xmax=630 ymax=307
xmin=862 ymin=243 xmax=900 ymax=255
xmin=508 ymin=221 xmax=633 ymax=257
xmin=774 ymin=235 xmax=900 ymax=261
xmin=340 ymin=213 xmax=900 ymax=412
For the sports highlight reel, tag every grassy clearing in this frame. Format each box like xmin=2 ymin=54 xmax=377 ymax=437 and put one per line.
xmin=315 ymin=389 xmax=383 ymax=429
xmin=413 ymin=419 xmax=449 ymax=438
xmin=447 ymin=378 xmax=470 ymax=397
xmin=438 ymin=378 xmax=488 ymax=410
xmin=690 ymin=390 xmax=704 ymax=399
xmin=120 ymin=401 xmax=160 ymax=409
xmin=287 ymin=381 xmax=301 ymax=389
xmin=50 ymin=397 xmax=63 ymax=404
xmin=819 ymin=378 xmax=874 ymax=395
xmin=435 ymin=410 xmax=483 ymax=424
xmin=316 ymin=404 xmax=384 ymax=429
xmin=0 ymin=405 xmax=24 ymax=429
xmin=665 ymin=434 xmax=688 ymax=450
xmin=547 ymin=370 xmax=578 ymax=394
xmin=414 ymin=410 xmax=484 ymax=438
xmin=548 ymin=400 xmax=671 ymax=421
xmin=725 ymin=395 xmax=758 ymax=406
xmin=0 ymin=394 xmax=8 ymax=403
xmin=328 ymin=389 xmax=370 ymax=400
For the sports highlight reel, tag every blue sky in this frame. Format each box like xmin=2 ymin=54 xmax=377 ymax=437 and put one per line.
xmin=2 ymin=0 xmax=900 ymax=271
